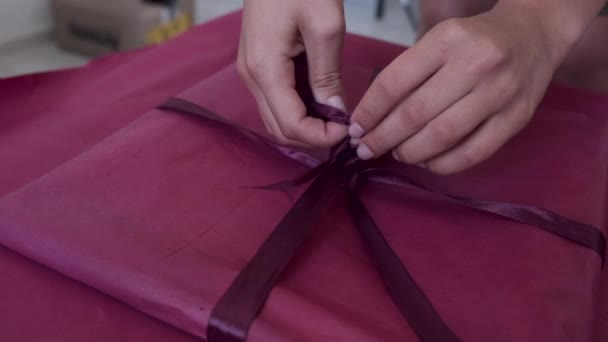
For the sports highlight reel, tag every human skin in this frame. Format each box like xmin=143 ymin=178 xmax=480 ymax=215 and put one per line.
xmin=238 ymin=0 xmax=608 ymax=174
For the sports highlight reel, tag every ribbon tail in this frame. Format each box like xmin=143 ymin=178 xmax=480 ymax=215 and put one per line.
xmin=364 ymin=169 xmax=606 ymax=265
xmin=346 ymin=190 xmax=461 ymax=342
xmin=159 ymin=98 xmax=322 ymax=168
xmin=207 ymin=166 xmax=340 ymax=342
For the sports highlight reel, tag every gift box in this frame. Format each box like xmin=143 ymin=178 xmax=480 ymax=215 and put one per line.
xmin=1 ymin=11 xmax=608 ymax=342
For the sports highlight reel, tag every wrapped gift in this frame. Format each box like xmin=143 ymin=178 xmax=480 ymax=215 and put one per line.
xmin=1 ymin=11 xmax=608 ymax=342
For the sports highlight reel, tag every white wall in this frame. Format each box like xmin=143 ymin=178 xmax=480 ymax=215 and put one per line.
xmin=0 ymin=0 xmax=52 ymax=45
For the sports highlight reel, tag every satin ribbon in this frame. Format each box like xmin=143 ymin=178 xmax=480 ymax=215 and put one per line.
xmin=157 ymin=49 xmax=605 ymax=342
xmin=158 ymin=96 xmax=605 ymax=342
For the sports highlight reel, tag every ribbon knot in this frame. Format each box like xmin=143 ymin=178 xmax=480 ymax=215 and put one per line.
xmin=333 ymin=146 xmax=365 ymax=190
xmin=159 ymin=93 xmax=606 ymax=342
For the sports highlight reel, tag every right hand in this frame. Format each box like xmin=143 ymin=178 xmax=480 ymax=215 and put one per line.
xmin=238 ymin=0 xmax=348 ymax=147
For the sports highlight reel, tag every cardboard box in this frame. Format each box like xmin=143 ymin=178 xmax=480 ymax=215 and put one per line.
xmin=51 ymin=0 xmax=195 ymax=56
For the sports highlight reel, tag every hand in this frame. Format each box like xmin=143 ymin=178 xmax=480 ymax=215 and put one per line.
xmin=238 ymin=0 xmax=348 ymax=147
xmin=349 ymin=2 xmax=576 ymax=174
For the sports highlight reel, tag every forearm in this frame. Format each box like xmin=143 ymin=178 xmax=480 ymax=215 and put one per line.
xmin=497 ymin=0 xmax=607 ymax=64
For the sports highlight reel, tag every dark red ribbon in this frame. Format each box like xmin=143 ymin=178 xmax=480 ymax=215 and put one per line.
xmin=158 ymin=49 xmax=605 ymax=342
xmin=159 ymin=96 xmax=605 ymax=342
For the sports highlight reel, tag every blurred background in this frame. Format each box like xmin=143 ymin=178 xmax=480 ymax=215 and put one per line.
xmin=0 ymin=0 xmax=417 ymax=79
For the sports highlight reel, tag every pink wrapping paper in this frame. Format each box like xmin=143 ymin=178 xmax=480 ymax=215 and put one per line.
xmin=1 ymin=11 xmax=608 ymax=341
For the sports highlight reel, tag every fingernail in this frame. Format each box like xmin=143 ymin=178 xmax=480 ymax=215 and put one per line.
xmin=350 ymin=138 xmax=360 ymax=147
xmin=392 ymin=150 xmax=401 ymax=161
xmin=349 ymin=122 xmax=365 ymax=139
xmin=357 ymin=144 xmax=374 ymax=160
xmin=325 ymin=95 xmax=346 ymax=112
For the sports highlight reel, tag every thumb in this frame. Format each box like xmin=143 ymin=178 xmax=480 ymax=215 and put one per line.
xmin=301 ymin=20 xmax=346 ymax=112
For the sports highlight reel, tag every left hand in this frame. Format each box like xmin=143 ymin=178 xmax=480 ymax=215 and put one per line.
xmin=349 ymin=2 xmax=573 ymax=174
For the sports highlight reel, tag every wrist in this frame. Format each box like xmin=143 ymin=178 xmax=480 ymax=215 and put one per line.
xmin=495 ymin=0 xmax=597 ymax=66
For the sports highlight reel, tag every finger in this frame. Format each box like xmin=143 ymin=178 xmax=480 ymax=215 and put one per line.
xmin=239 ymin=59 xmax=284 ymax=139
xmin=265 ymin=81 xmax=349 ymax=146
xmin=300 ymin=5 xmax=347 ymax=111
xmin=238 ymin=31 xmax=311 ymax=147
xmin=357 ymin=63 xmax=475 ymax=159
xmin=243 ymin=4 xmax=347 ymax=147
xmin=251 ymin=83 xmax=314 ymax=146
xmin=426 ymin=103 xmax=531 ymax=174
xmin=243 ymin=70 xmax=312 ymax=146
xmin=242 ymin=3 xmax=322 ymax=146
xmin=255 ymin=56 xmax=348 ymax=147
xmin=238 ymin=29 xmax=272 ymax=134
xmin=393 ymin=85 xmax=513 ymax=164
xmin=349 ymin=38 xmax=444 ymax=139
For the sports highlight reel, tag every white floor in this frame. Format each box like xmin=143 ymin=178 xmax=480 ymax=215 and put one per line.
xmin=0 ymin=0 xmax=415 ymax=78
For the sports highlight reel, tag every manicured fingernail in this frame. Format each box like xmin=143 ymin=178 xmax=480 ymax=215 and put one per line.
xmin=349 ymin=122 xmax=365 ymax=139
xmin=392 ymin=150 xmax=401 ymax=161
xmin=357 ymin=144 xmax=374 ymax=160
xmin=325 ymin=95 xmax=346 ymax=112
xmin=350 ymin=138 xmax=360 ymax=147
